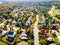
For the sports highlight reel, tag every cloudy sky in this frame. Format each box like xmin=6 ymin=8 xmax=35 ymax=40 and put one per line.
xmin=0 ymin=0 xmax=60 ymax=2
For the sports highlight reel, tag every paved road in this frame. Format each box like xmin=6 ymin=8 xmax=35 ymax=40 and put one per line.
xmin=33 ymin=15 xmax=39 ymax=45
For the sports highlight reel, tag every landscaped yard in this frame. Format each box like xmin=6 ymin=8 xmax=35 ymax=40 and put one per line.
xmin=54 ymin=37 xmax=59 ymax=45
xmin=0 ymin=41 xmax=7 ymax=45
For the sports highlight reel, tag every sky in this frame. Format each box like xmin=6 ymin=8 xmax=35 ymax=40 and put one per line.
xmin=0 ymin=0 xmax=60 ymax=2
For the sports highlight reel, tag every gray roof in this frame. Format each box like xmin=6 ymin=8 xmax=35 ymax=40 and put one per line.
xmin=0 ymin=30 xmax=7 ymax=36
xmin=8 ymin=31 xmax=16 ymax=38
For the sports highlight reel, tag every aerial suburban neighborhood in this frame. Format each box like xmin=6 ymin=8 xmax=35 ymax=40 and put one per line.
xmin=0 ymin=0 xmax=60 ymax=45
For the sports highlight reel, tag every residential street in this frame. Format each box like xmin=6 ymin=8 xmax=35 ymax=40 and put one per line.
xmin=33 ymin=15 xmax=39 ymax=45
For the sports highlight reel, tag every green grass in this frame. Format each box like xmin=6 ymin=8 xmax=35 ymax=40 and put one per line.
xmin=28 ymin=40 xmax=34 ymax=45
xmin=54 ymin=37 xmax=59 ymax=45
xmin=53 ymin=12 xmax=57 ymax=17
xmin=14 ymin=33 xmax=21 ymax=42
xmin=0 ymin=41 xmax=7 ymax=45
xmin=2 ymin=35 xmax=12 ymax=44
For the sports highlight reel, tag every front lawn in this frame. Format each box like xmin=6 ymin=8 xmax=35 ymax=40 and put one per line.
xmin=54 ymin=37 xmax=59 ymax=45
